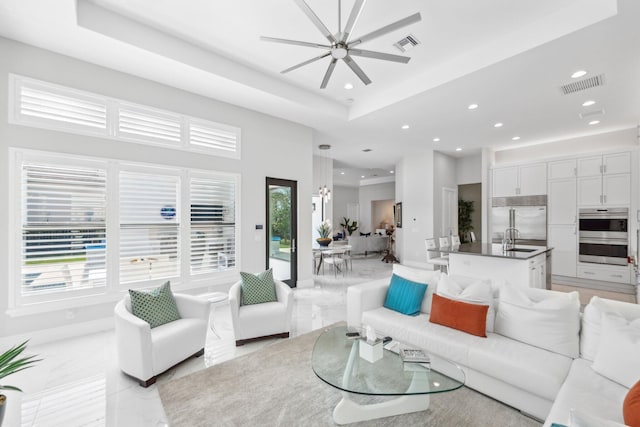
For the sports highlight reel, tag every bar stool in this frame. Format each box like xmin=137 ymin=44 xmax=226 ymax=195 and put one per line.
xmin=425 ymin=238 xmax=448 ymax=273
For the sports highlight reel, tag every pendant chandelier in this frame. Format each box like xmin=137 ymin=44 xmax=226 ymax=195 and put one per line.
xmin=318 ymin=144 xmax=331 ymax=204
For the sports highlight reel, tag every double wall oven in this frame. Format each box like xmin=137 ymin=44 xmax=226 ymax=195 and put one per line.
xmin=578 ymin=208 xmax=628 ymax=266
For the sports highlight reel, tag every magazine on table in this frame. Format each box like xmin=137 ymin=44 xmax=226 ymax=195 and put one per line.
xmin=400 ymin=348 xmax=431 ymax=363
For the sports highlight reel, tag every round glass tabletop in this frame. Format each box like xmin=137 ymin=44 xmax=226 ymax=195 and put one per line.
xmin=311 ymin=325 xmax=465 ymax=396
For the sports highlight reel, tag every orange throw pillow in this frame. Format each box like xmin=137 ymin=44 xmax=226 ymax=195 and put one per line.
xmin=429 ymin=293 xmax=489 ymax=338
xmin=624 ymin=379 xmax=640 ymax=427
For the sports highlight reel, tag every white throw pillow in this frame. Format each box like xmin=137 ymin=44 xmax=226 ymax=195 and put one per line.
xmin=581 ymin=296 xmax=640 ymax=361
xmin=494 ymin=286 xmax=580 ymax=358
xmin=592 ymin=313 xmax=640 ymax=388
xmin=392 ymin=264 xmax=441 ymax=314
xmin=570 ymin=409 xmax=627 ymax=427
xmin=436 ymin=274 xmax=495 ymax=333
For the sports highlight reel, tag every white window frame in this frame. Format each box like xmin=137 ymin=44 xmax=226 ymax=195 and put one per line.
xmin=8 ymin=74 xmax=241 ymax=159
xmin=8 ymin=148 xmax=241 ymax=315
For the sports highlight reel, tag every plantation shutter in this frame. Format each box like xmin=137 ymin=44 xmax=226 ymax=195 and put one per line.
xmin=117 ymin=103 xmax=182 ymax=146
xmin=16 ymin=78 xmax=108 ymax=135
xmin=190 ymin=176 xmax=236 ymax=274
xmin=21 ymin=163 xmax=107 ymax=294
xmin=119 ymin=171 xmax=180 ymax=284
xmin=188 ymin=119 xmax=240 ymax=158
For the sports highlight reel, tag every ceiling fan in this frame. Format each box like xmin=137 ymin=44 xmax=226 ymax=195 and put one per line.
xmin=261 ymin=0 xmax=421 ymax=89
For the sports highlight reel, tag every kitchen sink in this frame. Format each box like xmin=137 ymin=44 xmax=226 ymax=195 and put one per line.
xmin=504 ymin=248 xmax=537 ymax=253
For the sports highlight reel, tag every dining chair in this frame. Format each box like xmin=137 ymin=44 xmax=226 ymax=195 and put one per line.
xmin=451 ymin=235 xmax=461 ymax=247
xmin=323 ymin=248 xmax=347 ymax=277
xmin=425 ymin=238 xmax=449 ymax=274
xmin=470 ymin=231 xmax=477 ymax=242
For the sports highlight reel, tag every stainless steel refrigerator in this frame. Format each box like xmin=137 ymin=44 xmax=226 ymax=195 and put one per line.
xmin=491 ymin=196 xmax=547 ymax=245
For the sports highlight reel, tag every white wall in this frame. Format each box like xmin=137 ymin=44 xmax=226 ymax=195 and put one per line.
xmin=456 ymin=153 xmax=482 ymax=184
xmin=0 ymin=37 xmax=313 ymax=338
xmin=333 ymin=185 xmax=359 ymax=231
xmin=396 ymin=151 xmax=434 ymax=267
xmin=433 ymin=152 xmax=458 ymax=239
xmin=358 ymin=182 xmax=395 ymax=234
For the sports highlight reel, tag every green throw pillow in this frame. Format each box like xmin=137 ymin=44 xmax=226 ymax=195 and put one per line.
xmin=240 ymin=269 xmax=278 ymax=305
xmin=129 ymin=281 xmax=181 ymax=328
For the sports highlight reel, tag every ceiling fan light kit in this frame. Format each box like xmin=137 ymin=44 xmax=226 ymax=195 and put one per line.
xmin=261 ymin=0 xmax=421 ymax=88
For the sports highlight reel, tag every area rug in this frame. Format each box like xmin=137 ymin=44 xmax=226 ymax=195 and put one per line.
xmin=158 ymin=326 xmax=542 ymax=426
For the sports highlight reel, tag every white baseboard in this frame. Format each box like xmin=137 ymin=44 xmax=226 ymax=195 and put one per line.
xmin=0 ymin=317 xmax=114 ymax=348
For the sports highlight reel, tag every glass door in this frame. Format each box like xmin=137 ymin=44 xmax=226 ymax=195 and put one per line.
xmin=266 ymin=178 xmax=297 ymax=287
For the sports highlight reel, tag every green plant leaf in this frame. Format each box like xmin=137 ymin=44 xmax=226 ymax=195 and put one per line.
xmin=0 ymin=385 xmax=23 ymax=392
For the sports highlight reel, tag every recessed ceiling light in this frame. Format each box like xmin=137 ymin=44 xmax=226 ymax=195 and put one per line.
xmin=468 ymin=104 xmax=479 ymax=110
xmin=433 ymin=137 xmax=440 ymax=142
xmin=494 ymin=122 xmax=503 ymax=128
xmin=361 ymin=175 xmax=365 ymax=178
xmin=344 ymin=82 xmax=354 ymax=90
xmin=340 ymin=172 xmax=345 ymax=175
xmin=589 ymin=120 xmax=600 ymax=125
xmin=512 ymin=136 xmax=520 ymax=141
xmin=390 ymin=170 xmax=394 ymax=174
xmin=571 ymin=70 xmax=587 ymax=78
xmin=582 ymin=100 xmax=596 ymax=107
xmin=401 ymin=124 xmax=410 ymax=130
xmin=455 ymin=147 xmax=462 ymax=152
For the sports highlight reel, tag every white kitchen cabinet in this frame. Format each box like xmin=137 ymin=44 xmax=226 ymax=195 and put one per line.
xmin=528 ymin=254 xmax=547 ymax=289
xmin=493 ymin=163 xmax=546 ymax=197
xmin=548 ymin=178 xmax=576 ymax=224
xmin=576 ymin=151 xmax=631 ymax=207
xmin=549 ymin=225 xmax=577 ymax=277
xmin=578 ymin=174 xmax=630 ymax=206
xmin=493 ymin=167 xmax=518 ymax=197
xmin=548 ymin=159 xmax=576 ymax=180
xmin=578 ymin=264 xmax=632 ymax=284
xmin=578 ymin=152 xmax=631 ymax=176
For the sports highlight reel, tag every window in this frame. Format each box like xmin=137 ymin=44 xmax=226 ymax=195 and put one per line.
xmin=12 ymin=149 xmax=239 ymax=309
xmin=10 ymin=74 xmax=241 ymax=158
xmin=190 ymin=175 xmax=237 ymax=274
xmin=119 ymin=171 xmax=180 ymax=284
xmin=20 ymin=158 xmax=107 ymax=296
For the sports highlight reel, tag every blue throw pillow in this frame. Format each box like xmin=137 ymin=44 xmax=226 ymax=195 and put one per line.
xmin=383 ymin=274 xmax=428 ymax=316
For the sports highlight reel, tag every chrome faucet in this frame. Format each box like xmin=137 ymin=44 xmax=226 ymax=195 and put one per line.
xmin=502 ymin=227 xmax=520 ymax=250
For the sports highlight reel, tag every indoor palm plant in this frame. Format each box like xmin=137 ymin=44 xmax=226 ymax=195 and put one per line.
xmin=316 ymin=220 xmax=332 ymax=246
xmin=339 ymin=217 xmax=358 ymax=236
xmin=0 ymin=341 xmax=41 ymax=426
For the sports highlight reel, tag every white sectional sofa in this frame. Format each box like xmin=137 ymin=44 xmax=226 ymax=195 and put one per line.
xmin=347 ymin=264 xmax=640 ymax=426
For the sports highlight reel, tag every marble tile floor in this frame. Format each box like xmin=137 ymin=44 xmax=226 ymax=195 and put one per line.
xmin=5 ymin=255 xmax=394 ymax=427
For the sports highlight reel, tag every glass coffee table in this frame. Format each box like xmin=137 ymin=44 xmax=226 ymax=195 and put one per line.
xmin=312 ymin=325 xmax=465 ymax=425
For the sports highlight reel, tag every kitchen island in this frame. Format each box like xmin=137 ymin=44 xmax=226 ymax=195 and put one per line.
xmin=441 ymin=243 xmax=553 ymax=289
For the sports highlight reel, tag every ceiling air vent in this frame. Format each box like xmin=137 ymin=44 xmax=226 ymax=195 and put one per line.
xmin=579 ymin=109 xmax=606 ymax=119
xmin=362 ymin=148 xmax=372 ymax=152
xmin=394 ymin=34 xmax=421 ymax=53
xmin=560 ymin=74 xmax=605 ymax=95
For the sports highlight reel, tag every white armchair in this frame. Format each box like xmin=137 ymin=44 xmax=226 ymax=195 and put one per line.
xmin=229 ymin=279 xmax=293 ymax=346
xmin=114 ymin=293 xmax=209 ymax=387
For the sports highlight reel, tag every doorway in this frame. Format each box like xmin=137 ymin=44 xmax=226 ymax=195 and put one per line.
xmin=266 ymin=178 xmax=297 ymax=287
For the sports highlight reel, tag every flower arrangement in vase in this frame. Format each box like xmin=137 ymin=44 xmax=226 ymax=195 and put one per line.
xmin=316 ymin=220 xmax=332 ymax=246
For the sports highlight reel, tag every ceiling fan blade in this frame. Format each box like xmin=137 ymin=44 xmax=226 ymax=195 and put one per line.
xmin=320 ymin=58 xmax=338 ymax=89
xmin=281 ymin=52 xmax=331 ymax=74
xmin=293 ymin=0 xmax=338 ymax=44
xmin=349 ymin=12 xmax=421 ymax=47
xmin=349 ymin=48 xmax=410 ymax=63
xmin=341 ymin=0 xmax=367 ymax=43
xmin=260 ymin=36 xmax=331 ymax=49
xmin=343 ymin=55 xmax=371 ymax=85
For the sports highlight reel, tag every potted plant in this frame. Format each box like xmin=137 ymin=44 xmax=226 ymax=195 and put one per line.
xmin=0 ymin=341 xmax=40 ymax=426
xmin=458 ymin=199 xmax=475 ymax=243
xmin=339 ymin=217 xmax=358 ymax=236
xmin=316 ymin=220 xmax=332 ymax=246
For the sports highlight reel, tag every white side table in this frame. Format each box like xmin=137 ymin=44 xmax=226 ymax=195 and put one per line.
xmin=199 ymin=292 xmax=229 ymax=339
